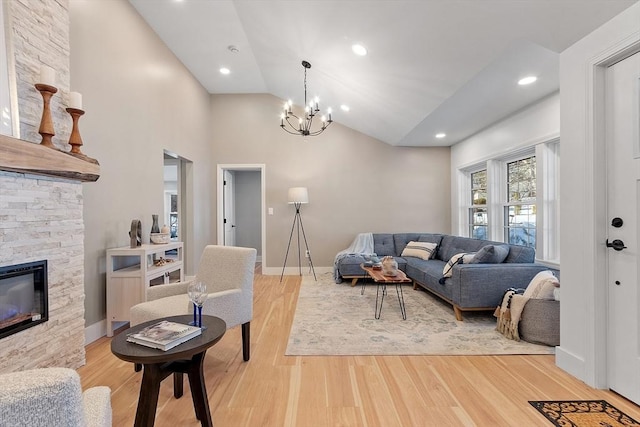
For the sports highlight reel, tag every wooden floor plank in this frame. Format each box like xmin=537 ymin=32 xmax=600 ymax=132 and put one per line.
xmin=77 ymin=268 xmax=640 ymax=426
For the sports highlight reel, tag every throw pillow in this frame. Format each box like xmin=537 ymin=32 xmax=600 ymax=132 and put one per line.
xmin=470 ymin=245 xmax=510 ymax=264
xmin=523 ymin=270 xmax=560 ymax=300
xmin=401 ymin=241 xmax=437 ymax=260
xmin=442 ymin=252 xmax=476 ymax=278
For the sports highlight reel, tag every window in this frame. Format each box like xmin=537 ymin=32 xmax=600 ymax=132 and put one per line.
xmin=469 ymin=170 xmax=487 ymax=240
xmin=504 ymin=156 xmax=536 ymax=248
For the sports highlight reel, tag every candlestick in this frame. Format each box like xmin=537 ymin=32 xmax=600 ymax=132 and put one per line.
xmin=35 ymin=83 xmax=58 ymax=148
xmin=66 ymin=107 xmax=85 ymax=155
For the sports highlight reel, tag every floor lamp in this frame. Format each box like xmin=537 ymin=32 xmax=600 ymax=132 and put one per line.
xmin=280 ymin=187 xmax=317 ymax=282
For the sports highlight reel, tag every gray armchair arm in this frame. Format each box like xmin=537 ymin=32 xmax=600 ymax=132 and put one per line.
xmin=146 ymin=279 xmax=193 ymax=301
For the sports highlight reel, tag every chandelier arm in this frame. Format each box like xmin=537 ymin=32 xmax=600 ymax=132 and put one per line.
xmin=284 ymin=116 xmax=301 ymax=132
xmin=280 ymin=126 xmax=303 ymax=135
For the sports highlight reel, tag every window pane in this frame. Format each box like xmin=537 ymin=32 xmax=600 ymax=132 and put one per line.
xmin=470 ymin=169 xmax=488 ymax=239
xmin=471 ymin=225 xmax=487 ymax=240
xmin=472 ymin=190 xmax=486 ymax=205
xmin=471 ymin=207 xmax=487 ymax=225
xmin=506 ymin=154 xmax=537 ymax=249
xmin=507 ymin=156 xmax=536 ymax=203
xmin=504 ymin=204 xmax=536 ymax=248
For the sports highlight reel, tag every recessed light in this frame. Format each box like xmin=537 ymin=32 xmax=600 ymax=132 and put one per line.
xmin=435 ymin=133 xmax=446 ymax=139
xmin=352 ymin=44 xmax=367 ymax=56
xmin=220 ymin=67 xmax=230 ymax=75
xmin=340 ymin=105 xmax=350 ymax=112
xmin=518 ymin=76 xmax=537 ymax=85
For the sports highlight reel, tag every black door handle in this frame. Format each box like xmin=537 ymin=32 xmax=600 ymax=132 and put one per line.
xmin=606 ymin=239 xmax=627 ymax=251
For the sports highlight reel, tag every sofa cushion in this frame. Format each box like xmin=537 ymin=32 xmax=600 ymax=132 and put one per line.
xmin=401 ymin=241 xmax=437 ymax=260
xmin=503 ymin=245 xmax=536 ymax=263
xmin=405 ymin=258 xmax=451 ymax=298
xmin=443 ymin=252 xmax=476 ymax=278
xmin=336 ymin=254 xmax=368 ymax=276
xmin=373 ymin=234 xmax=396 ymax=256
xmin=470 ymin=245 xmax=509 ymax=264
xmin=438 ymin=236 xmax=489 ymax=262
xmin=337 ymin=255 xmax=407 ymax=276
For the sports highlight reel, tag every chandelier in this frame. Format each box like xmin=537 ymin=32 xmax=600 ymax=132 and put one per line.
xmin=280 ymin=60 xmax=333 ymax=136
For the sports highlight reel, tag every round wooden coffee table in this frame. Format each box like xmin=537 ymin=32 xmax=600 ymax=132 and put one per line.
xmin=111 ymin=314 xmax=226 ymax=427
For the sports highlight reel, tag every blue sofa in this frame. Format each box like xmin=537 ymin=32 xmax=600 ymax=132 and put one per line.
xmin=335 ymin=233 xmax=551 ymax=321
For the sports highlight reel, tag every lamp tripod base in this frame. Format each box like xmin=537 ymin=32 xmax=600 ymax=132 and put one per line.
xmin=280 ymin=204 xmax=316 ymax=282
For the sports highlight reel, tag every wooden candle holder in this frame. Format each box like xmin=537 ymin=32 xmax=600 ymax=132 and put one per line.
xmin=66 ymin=107 xmax=85 ymax=154
xmin=35 ymin=83 xmax=57 ymax=148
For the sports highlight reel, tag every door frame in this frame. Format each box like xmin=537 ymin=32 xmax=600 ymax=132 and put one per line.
xmin=579 ymin=38 xmax=640 ymax=388
xmin=216 ymin=164 xmax=266 ymax=264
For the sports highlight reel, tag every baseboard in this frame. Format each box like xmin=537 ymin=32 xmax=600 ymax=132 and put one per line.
xmin=84 ymin=319 xmax=106 ymax=345
xmin=85 ymin=319 xmax=127 ymax=345
xmin=262 ymin=266 xmax=333 ymax=275
xmin=555 ymin=346 xmax=586 ymax=383
xmin=256 ymin=255 xmax=262 ymax=263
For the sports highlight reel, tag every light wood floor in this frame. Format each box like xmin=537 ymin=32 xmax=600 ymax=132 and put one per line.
xmin=78 ymin=266 xmax=640 ymax=426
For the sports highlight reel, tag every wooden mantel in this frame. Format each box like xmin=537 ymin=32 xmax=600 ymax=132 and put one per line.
xmin=0 ymin=133 xmax=100 ymax=182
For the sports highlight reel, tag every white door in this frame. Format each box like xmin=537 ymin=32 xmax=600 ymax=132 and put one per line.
xmin=606 ymin=51 xmax=640 ymax=405
xmin=223 ymin=170 xmax=236 ymax=246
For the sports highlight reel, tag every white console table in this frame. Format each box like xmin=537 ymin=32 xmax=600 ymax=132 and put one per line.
xmin=106 ymin=242 xmax=183 ymax=337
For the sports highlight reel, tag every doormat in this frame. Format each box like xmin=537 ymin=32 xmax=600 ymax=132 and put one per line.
xmin=529 ymin=400 xmax=640 ymax=427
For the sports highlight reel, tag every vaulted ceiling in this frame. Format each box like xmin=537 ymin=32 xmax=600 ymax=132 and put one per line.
xmin=129 ymin=0 xmax=638 ymax=146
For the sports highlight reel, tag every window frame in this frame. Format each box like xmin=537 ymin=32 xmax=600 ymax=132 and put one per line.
xmin=458 ymin=138 xmax=559 ymax=265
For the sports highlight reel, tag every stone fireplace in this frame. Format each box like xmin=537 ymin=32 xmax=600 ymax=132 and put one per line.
xmin=0 ymin=0 xmax=93 ymax=372
xmin=0 ymin=171 xmax=87 ymax=372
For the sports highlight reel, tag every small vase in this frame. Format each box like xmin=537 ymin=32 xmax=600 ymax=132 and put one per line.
xmin=381 ymin=256 xmax=398 ymax=276
xmin=151 ymin=214 xmax=160 ymax=234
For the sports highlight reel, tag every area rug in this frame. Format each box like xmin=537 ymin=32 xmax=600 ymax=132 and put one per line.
xmin=285 ymin=273 xmax=555 ymax=356
xmin=529 ymin=400 xmax=640 ymax=426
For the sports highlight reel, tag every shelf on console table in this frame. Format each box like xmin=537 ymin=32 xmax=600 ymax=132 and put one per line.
xmin=0 ymin=133 xmax=100 ymax=182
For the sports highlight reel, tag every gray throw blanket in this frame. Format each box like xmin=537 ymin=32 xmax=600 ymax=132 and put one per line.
xmin=333 ymin=233 xmax=375 ymax=283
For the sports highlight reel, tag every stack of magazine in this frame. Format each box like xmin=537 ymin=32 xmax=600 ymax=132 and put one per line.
xmin=127 ymin=320 xmax=202 ymax=351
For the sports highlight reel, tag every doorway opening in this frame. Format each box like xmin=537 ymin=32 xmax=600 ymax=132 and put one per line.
xmin=216 ymin=164 xmax=266 ymax=266
xmin=164 ymin=151 xmax=193 ymax=272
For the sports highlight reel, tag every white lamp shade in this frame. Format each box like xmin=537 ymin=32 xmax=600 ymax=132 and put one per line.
xmin=288 ymin=187 xmax=309 ymax=204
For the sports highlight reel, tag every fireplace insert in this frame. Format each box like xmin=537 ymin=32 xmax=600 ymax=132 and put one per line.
xmin=0 ymin=260 xmax=48 ymax=339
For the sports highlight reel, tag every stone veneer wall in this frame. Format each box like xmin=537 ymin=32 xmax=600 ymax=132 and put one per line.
xmin=0 ymin=0 xmax=86 ymax=372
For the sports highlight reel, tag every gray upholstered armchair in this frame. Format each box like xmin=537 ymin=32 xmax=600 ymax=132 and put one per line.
xmin=0 ymin=367 xmax=112 ymax=427
xmin=130 ymin=245 xmax=257 ymax=361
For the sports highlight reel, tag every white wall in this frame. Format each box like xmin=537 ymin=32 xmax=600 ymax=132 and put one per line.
xmin=450 ymin=93 xmax=560 ymax=235
xmin=558 ymin=2 xmax=640 ymax=388
xmin=69 ymin=0 xmax=213 ymax=328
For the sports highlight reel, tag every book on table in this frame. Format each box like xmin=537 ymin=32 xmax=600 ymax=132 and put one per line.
xmin=126 ymin=320 xmax=202 ymax=351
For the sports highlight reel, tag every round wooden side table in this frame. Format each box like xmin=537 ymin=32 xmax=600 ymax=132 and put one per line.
xmin=111 ymin=314 xmax=226 ymax=427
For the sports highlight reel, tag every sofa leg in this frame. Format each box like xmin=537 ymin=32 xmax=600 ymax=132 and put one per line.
xmin=453 ymin=306 xmax=464 ymax=322
xmin=351 ymin=278 xmax=359 ymax=287
xmin=242 ymin=322 xmax=250 ymax=362
xmin=413 ymin=280 xmax=418 ymax=290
